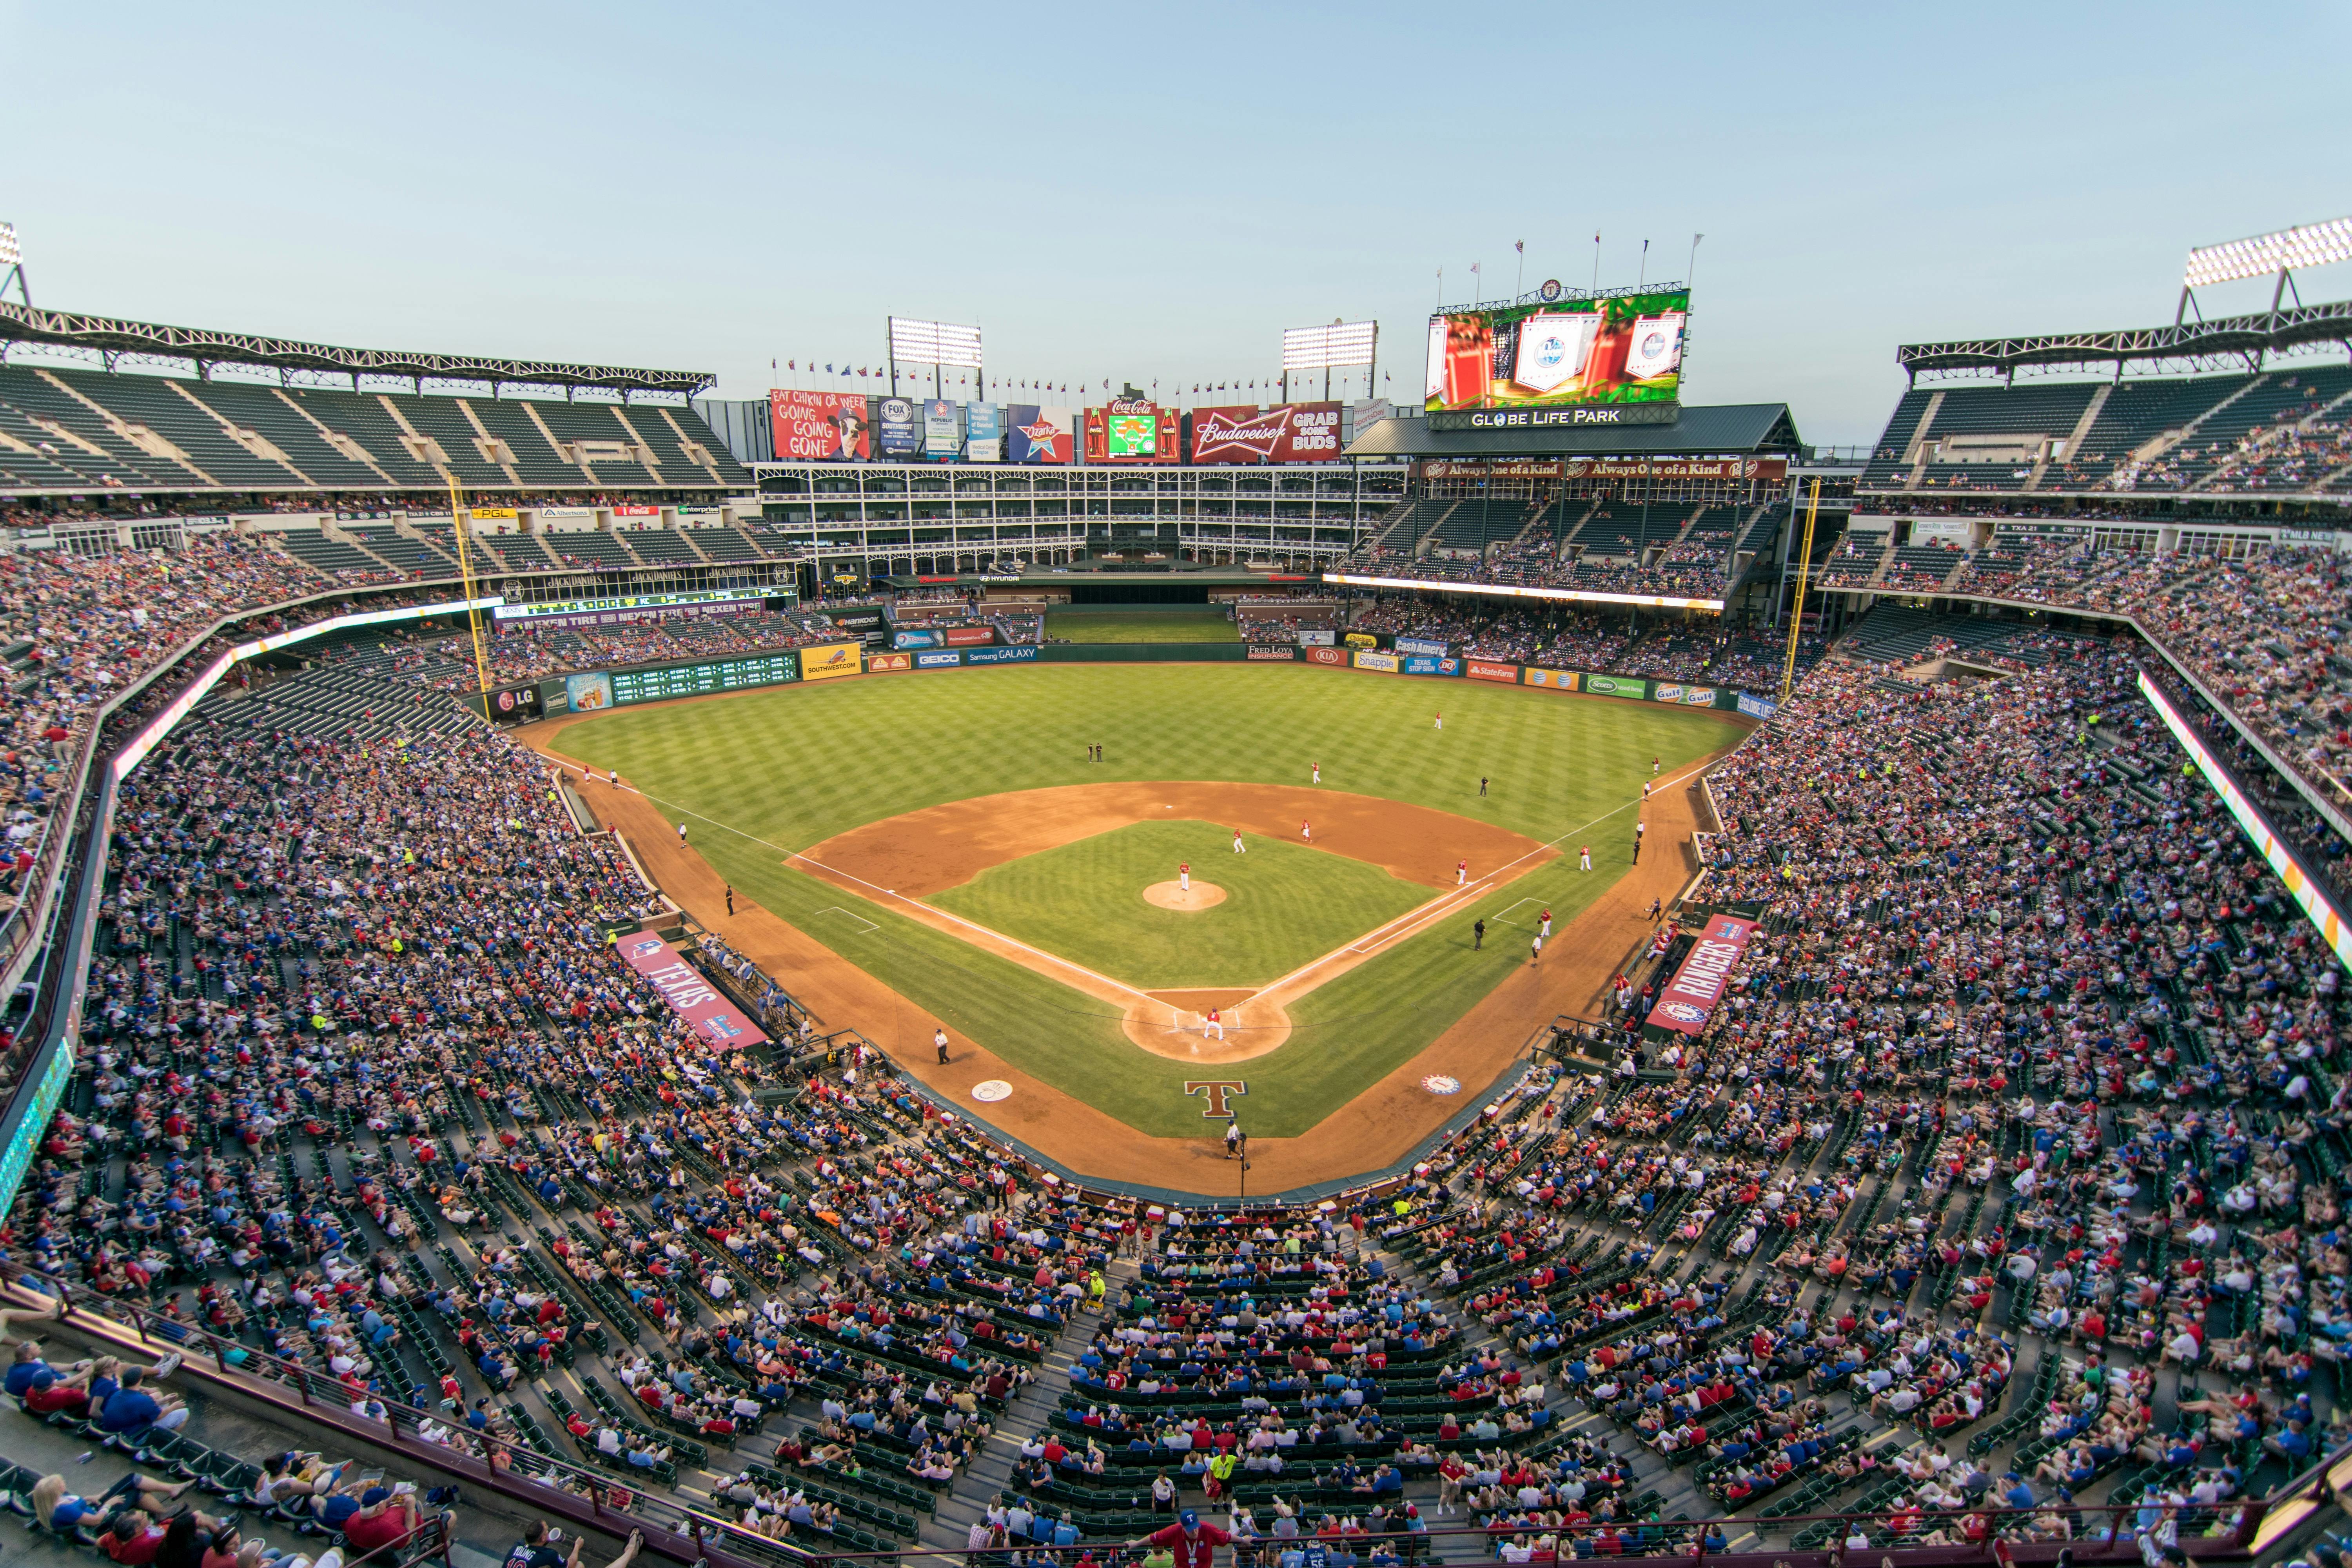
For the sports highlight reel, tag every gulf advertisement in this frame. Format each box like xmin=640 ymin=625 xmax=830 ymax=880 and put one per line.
xmin=964 ymin=403 xmax=1004 ymax=463
xmin=922 ymin=400 xmax=962 ymax=461
xmin=877 ymin=398 xmax=922 ymax=459
xmin=1004 ymin=405 xmax=1074 ymax=465
xmin=1189 ymin=401 xmax=1344 ymax=464
xmin=1424 ymin=289 xmax=1689 ymax=414
xmin=616 ymin=931 xmax=769 ymax=1049
xmin=799 ymin=642 xmax=863 ymax=681
xmin=1082 ymin=399 xmax=1181 ymax=464
xmin=1647 ymin=915 xmax=1759 ymax=1038
xmin=769 ymin=390 xmax=873 ymax=462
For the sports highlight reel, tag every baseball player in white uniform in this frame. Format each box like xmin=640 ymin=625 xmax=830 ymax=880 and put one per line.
xmin=1579 ymin=846 xmax=1592 ymax=871
xmin=1179 ymin=862 xmax=1191 ymax=893
xmin=1456 ymin=858 xmax=1468 ymax=887
xmin=1203 ymin=1008 xmax=1224 ymax=1040
xmin=1300 ymin=819 xmax=1312 ymax=842
xmin=1540 ymin=908 xmax=1553 ymax=938
xmin=1311 ymin=762 xmax=1321 ymax=784
xmin=1232 ymin=830 xmax=1246 ymax=854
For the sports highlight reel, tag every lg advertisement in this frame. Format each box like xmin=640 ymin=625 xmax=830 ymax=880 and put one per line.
xmin=1423 ymin=289 xmax=1688 ymax=413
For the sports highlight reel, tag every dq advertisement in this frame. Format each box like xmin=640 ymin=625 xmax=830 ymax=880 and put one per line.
xmin=769 ymin=389 xmax=872 ymax=462
xmin=799 ymin=642 xmax=863 ymax=681
xmin=1083 ymin=399 xmax=1181 ymax=464
xmin=1648 ymin=915 xmax=1759 ymax=1038
xmin=877 ymin=397 xmax=922 ymax=459
xmin=1424 ymin=289 xmax=1688 ymax=412
xmin=923 ymin=400 xmax=962 ymax=461
xmin=1004 ymin=404 xmax=1074 ymax=465
xmin=1401 ymin=655 xmax=1463 ymax=676
xmin=1189 ymin=402 xmax=1344 ymax=464
xmin=617 ymin=932 xmax=769 ymax=1049
xmin=964 ymin=403 xmax=1003 ymax=463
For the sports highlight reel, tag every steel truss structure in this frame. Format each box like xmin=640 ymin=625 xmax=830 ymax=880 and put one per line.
xmin=749 ymin=459 xmax=1408 ymax=572
xmin=1896 ymin=298 xmax=2352 ymax=382
xmin=0 ymin=301 xmax=713 ymax=396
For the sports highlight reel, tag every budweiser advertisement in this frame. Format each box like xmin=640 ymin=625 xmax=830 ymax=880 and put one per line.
xmin=615 ymin=931 xmax=769 ymax=1048
xmin=1082 ymin=399 xmax=1181 ymax=464
xmin=768 ymin=389 xmax=872 ymax=462
xmin=1004 ymin=404 xmax=1073 ymax=465
xmin=1648 ymin=914 xmax=1758 ymax=1038
xmin=1189 ymin=402 xmax=1345 ymax=464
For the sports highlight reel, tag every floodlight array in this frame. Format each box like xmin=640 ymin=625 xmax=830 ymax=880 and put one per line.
xmin=887 ymin=317 xmax=984 ymax=368
xmin=1282 ymin=320 xmax=1377 ymax=370
xmin=2183 ymin=218 xmax=2352 ymax=289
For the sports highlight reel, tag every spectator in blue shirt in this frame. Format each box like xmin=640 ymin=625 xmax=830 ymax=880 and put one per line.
xmin=97 ymin=1368 xmax=187 ymax=1434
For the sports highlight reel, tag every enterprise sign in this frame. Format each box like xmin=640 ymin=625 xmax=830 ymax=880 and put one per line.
xmin=1322 ymin=572 xmax=1723 ymax=613
xmin=1427 ymin=404 xmax=1681 ymax=432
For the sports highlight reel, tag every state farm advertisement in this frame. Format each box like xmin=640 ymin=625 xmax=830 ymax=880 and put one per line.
xmin=1648 ymin=914 xmax=1759 ymax=1038
xmin=1189 ymin=402 xmax=1344 ymax=464
xmin=1467 ymin=661 xmax=1521 ymax=684
xmin=769 ymin=390 xmax=872 ymax=462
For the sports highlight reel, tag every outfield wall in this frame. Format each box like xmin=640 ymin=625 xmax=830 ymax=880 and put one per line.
xmin=524 ymin=637 xmax=1780 ymax=716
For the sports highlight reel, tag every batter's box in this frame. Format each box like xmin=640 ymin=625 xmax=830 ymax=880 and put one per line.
xmin=813 ymin=906 xmax=880 ymax=934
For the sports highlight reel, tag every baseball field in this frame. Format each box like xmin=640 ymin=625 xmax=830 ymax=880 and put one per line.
xmin=536 ymin=661 xmax=1741 ymax=1168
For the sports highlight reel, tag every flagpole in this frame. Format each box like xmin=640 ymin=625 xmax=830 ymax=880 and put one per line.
xmin=1590 ymin=233 xmax=1601 ymax=294
xmin=1688 ymin=233 xmax=1704 ymax=292
xmin=1639 ymin=239 xmax=1649 ymax=288
xmin=1514 ymin=242 xmax=1524 ymax=304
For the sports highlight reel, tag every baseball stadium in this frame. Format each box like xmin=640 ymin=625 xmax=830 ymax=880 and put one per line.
xmin=2 ymin=24 xmax=2352 ymax=1568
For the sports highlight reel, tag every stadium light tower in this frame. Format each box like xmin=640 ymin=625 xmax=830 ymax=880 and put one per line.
xmin=2177 ymin=216 xmax=2352 ymax=324
xmin=1281 ymin=319 xmax=1377 ymax=402
xmin=0 ymin=223 xmax=27 ymax=307
xmin=886 ymin=316 xmax=984 ymax=399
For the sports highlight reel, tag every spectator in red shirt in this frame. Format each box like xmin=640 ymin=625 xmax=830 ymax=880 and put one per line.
xmin=341 ymin=1490 xmax=436 ymax=1559
xmin=1135 ymin=1510 xmax=1230 ymax=1568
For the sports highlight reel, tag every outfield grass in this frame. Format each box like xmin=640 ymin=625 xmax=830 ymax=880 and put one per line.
xmin=556 ymin=663 xmax=1733 ymax=1138
xmin=1046 ymin=609 xmax=1237 ymax=643
xmin=928 ymin=820 xmax=1428 ymax=988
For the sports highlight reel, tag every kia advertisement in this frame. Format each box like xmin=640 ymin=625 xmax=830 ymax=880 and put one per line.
xmin=1423 ymin=289 xmax=1688 ymax=414
xmin=1004 ymin=405 xmax=1074 ymax=465
xmin=769 ymin=389 xmax=872 ymax=461
xmin=1189 ymin=401 xmax=1345 ymax=464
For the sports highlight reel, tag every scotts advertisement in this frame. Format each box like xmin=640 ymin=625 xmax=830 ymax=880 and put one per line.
xmin=1582 ymin=674 xmax=1649 ymax=700
xmin=877 ymin=397 xmax=921 ymax=459
xmin=1559 ymin=457 xmax=1789 ymax=483
xmin=616 ymin=931 xmax=769 ymax=1049
xmin=1004 ymin=405 xmax=1074 ymax=465
xmin=1083 ymin=399 xmax=1181 ymax=464
xmin=1189 ymin=402 xmax=1344 ymax=464
xmin=768 ymin=389 xmax=872 ymax=462
xmin=922 ymin=400 xmax=961 ymax=461
xmin=1648 ymin=914 xmax=1759 ymax=1038
xmin=964 ymin=403 xmax=1003 ymax=463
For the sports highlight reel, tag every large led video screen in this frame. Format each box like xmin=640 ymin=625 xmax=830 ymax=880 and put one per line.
xmin=1423 ymin=290 xmax=1687 ymax=412
xmin=1081 ymin=399 xmax=1180 ymax=464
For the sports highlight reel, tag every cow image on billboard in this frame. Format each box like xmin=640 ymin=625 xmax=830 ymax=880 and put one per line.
xmin=1004 ymin=405 xmax=1073 ymax=465
xmin=1423 ymin=289 xmax=1689 ymax=412
xmin=1189 ymin=403 xmax=1344 ymax=464
xmin=769 ymin=390 xmax=872 ymax=461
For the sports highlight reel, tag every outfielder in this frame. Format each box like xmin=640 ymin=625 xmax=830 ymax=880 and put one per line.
xmin=1203 ymin=1007 xmax=1224 ymax=1040
xmin=1579 ymin=846 xmax=1592 ymax=871
xmin=1540 ymin=907 xmax=1553 ymax=939
xmin=1434 ymin=711 xmax=1444 ymax=730
xmin=1232 ymin=829 xmax=1246 ymax=854
xmin=1179 ymin=862 xmax=1191 ymax=893
xmin=1311 ymin=762 xmax=1321 ymax=784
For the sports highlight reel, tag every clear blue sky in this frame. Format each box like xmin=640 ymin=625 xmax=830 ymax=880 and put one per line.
xmin=7 ymin=0 xmax=2348 ymax=444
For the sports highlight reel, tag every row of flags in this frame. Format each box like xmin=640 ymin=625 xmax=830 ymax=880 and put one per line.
xmin=770 ymin=361 xmax=1393 ymax=397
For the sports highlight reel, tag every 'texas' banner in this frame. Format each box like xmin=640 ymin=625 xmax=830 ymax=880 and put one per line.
xmin=1648 ymin=915 xmax=1759 ymax=1037
xmin=1189 ymin=402 xmax=1344 ymax=464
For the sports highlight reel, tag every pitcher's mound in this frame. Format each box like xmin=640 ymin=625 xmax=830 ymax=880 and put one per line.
xmin=1143 ymin=880 xmax=1225 ymax=911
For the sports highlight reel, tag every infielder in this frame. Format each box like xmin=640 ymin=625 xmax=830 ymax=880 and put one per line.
xmin=1301 ymin=819 xmax=1312 ymax=842
xmin=1540 ymin=907 xmax=1553 ymax=939
xmin=1579 ymin=846 xmax=1592 ymax=871
xmin=1311 ymin=762 xmax=1321 ymax=784
xmin=1456 ymin=858 xmax=1468 ymax=887
xmin=1642 ymin=780 xmax=1653 ymax=801
xmin=1203 ymin=1007 xmax=1224 ymax=1040
xmin=1179 ymin=862 xmax=1191 ymax=893
xmin=1232 ymin=829 xmax=1246 ymax=854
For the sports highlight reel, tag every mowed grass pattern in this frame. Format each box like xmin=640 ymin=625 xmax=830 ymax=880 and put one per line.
xmin=557 ymin=664 xmax=1733 ymax=1140
xmin=1046 ymin=609 xmax=1237 ymax=642
xmin=928 ymin=820 xmax=1429 ymax=988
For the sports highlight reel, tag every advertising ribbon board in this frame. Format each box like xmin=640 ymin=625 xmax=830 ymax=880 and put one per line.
xmin=1523 ymin=668 xmax=1580 ymax=691
xmin=1247 ymin=645 xmax=1298 ymax=661
xmin=1354 ymin=650 xmax=1401 ymax=673
xmin=943 ymin=626 xmax=997 ymax=647
xmin=1187 ymin=402 xmax=1344 ymax=464
xmin=1736 ymin=692 xmax=1778 ymax=720
xmin=1582 ymin=674 xmax=1649 ymax=700
xmin=1394 ymin=637 xmax=1450 ymax=658
xmin=1306 ymin=647 xmax=1345 ymax=666
xmin=616 ymin=931 xmax=769 ymax=1049
xmin=916 ymin=650 xmax=964 ymax=668
xmin=1467 ymin=661 xmax=1520 ymax=684
xmin=964 ymin=646 xmax=1038 ymax=665
xmin=1648 ymin=915 xmax=1759 ymax=1038
xmin=867 ymin=652 xmax=912 ymax=671
xmin=799 ymin=642 xmax=863 ymax=681
xmin=893 ymin=629 xmax=943 ymax=650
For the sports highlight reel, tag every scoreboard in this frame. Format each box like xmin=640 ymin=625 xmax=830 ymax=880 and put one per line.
xmin=607 ymin=651 xmax=803 ymax=706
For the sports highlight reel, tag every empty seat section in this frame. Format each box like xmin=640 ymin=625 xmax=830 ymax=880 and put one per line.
xmin=181 ymin=381 xmax=385 ymax=488
xmin=0 ymin=365 xmax=196 ymax=486
xmin=393 ymin=397 xmax=510 ymax=486
xmin=621 ymin=528 xmax=698 ymax=564
xmin=57 ymin=368 xmax=298 ymax=488
xmin=274 ymin=529 xmax=398 ymax=576
xmin=344 ymin=524 xmax=455 ymax=575
xmin=463 ymin=398 xmax=592 ymax=486
xmin=288 ymin=387 xmax=446 ymax=486
xmin=688 ymin=525 xmax=758 ymax=562
xmin=530 ymin=401 xmax=658 ymax=487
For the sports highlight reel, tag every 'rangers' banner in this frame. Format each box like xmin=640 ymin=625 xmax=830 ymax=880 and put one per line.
xmin=1648 ymin=914 xmax=1759 ymax=1038
xmin=1189 ymin=402 xmax=1344 ymax=464
xmin=616 ymin=931 xmax=769 ymax=1049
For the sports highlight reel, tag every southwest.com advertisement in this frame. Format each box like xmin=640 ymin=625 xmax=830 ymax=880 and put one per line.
xmin=1425 ymin=289 xmax=1688 ymax=413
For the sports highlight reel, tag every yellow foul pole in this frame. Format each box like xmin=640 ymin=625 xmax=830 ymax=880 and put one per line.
xmin=1778 ymin=477 xmax=1822 ymax=711
xmin=445 ymin=477 xmax=493 ymax=700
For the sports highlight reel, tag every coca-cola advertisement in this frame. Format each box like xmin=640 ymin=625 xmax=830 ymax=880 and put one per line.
xmin=1188 ymin=401 xmax=1345 ymax=464
xmin=1082 ymin=399 xmax=1180 ymax=464
xmin=768 ymin=389 xmax=871 ymax=462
